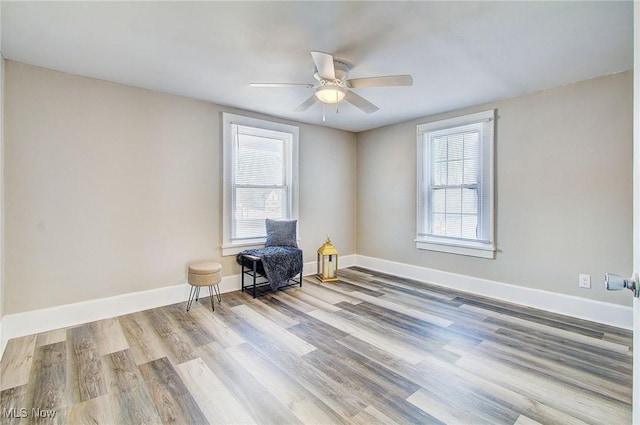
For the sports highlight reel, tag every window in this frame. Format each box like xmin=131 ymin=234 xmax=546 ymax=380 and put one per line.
xmin=416 ymin=110 xmax=495 ymax=258
xmin=222 ymin=113 xmax=299 ymax=256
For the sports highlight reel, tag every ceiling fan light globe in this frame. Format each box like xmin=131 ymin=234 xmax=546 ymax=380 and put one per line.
xmin=315 ymin=85 xmax=346 ymax=104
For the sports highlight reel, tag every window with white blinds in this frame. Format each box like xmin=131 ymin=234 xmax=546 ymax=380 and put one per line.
xmin=222 ymin=113 xmax=299 ymax=255
xmin=416 ymin=110 xmax=495 ymax=258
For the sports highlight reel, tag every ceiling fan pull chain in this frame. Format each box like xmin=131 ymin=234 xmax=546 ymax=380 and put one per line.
xmin=322 ymin=103 xmax=326 ymax=122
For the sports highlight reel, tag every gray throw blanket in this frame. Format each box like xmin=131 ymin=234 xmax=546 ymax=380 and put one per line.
xmin=237 ymin=247 xmax=303 ymax=291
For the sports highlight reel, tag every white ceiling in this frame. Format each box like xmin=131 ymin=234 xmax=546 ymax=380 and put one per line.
xmin=1 ymin=1 xmax=633 ymax=133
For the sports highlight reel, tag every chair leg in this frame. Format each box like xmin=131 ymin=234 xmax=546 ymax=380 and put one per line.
xmin=252 ymin=260 xmax=257 ymax=299
xmin=241 ymin=262 xmax=245 ymax=294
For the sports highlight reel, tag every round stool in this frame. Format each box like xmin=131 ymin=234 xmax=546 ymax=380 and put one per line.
xmin=187 ymin=261 xmax=222 ymax=312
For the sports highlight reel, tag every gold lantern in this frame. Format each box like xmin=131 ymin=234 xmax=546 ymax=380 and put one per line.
xmin=317 ymin=237 xmax=339 ymax=282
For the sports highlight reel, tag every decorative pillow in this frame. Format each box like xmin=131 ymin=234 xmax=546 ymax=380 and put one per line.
xmin=265 ymin=219 xmax=298 ymax=247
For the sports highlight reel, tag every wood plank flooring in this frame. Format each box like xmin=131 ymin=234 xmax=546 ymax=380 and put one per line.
xmin=0 ymin=267 xmax=632 ymax=424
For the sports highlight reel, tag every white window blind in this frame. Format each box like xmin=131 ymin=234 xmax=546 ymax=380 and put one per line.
xmin=222 ymin=113 xmax=299 ymax=256
xmin=416 ymin=110 xmax=495 ymax=258
xmin=232 ymin=124 xmax=290 ymax=240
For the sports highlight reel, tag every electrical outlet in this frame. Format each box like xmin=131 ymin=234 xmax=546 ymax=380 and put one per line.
xmin=579 ymin=274 xmax=591 ymax=289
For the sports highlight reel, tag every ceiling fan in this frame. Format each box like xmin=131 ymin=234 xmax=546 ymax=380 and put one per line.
xmin=250 ymin=51 xmax=413 ymax=115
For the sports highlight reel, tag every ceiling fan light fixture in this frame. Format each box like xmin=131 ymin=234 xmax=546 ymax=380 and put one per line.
xmin=315 ymin=85 xmax=346 ymax=104
xmin=256 ymin=51 xmax=411 ymax=114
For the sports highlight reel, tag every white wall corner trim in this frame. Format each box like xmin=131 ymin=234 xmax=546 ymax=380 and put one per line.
xmin=354 ymin=255 xmax=633 ymax=330
xmin=0 ymin=321 xmax=5 ymax=361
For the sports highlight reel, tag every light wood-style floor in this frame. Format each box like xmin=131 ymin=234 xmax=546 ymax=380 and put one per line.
xmin=0 ymin=267 xmax=632 ymax=425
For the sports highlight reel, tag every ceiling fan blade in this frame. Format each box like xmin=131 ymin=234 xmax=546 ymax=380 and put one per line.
xmin=310 ymin=51 xmax=336 ymax=80
xmin=250 ymin=83 xmax=314 ymax=88
xmin=347 ymin=75 xmax=413 ymax=89
xmin=344 ymin=91 xmax=379 ymax=114
xmin=294 ymin=94 xmax=319 ymax=112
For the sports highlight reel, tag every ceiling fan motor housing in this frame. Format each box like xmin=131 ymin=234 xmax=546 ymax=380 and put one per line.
xmin=252 ymin=51 xmax=410 ymax=114
xmin=314 ymin=59 xmax=352 ymax=85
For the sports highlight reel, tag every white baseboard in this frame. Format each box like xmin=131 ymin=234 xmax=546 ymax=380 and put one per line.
xmin=0 ymin=255 xmax=357 ymax=358
xmin=0 ymin=320 xmax=4 ymax=361
xmin=1 ymin=252 xmax=629 ymax=360
xmin=354 ymin=255 xmax=633 ymax=330
xmin=0 ymin=274 xmax=242 ymax=356
xmin=303 ymin=254 xmax=356 ymax=277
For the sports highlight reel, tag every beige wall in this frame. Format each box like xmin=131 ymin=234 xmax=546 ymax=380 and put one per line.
xmin=3 ymin=59 xmax=632 ymax=315
xmin=4 ymin=61 xmax=356 ymax=314
xmin=356 ymin=71 xmax=633 ymax=306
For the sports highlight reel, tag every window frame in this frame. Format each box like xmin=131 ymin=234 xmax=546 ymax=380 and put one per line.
xmin=416 ymin=109 xmax=496 ymax=259
xmin=221 ymin=113 xmax=299 ymax=256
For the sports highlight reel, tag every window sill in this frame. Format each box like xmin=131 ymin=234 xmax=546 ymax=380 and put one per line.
xmin=221 ymin=237 xmax=302 ymax=256
xmin=415 ymin=238 xmax=495 ymax=259
xmin=221 ymin=240 xmax=266 ymax=256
